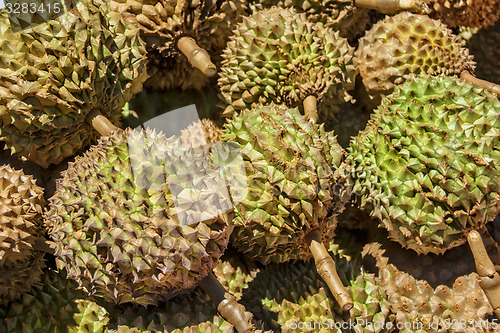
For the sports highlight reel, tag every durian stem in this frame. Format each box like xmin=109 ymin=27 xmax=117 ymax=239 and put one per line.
xmin=32 ymin=237 xmax=57 ymax=254
xmin=306 ymin=230 xmax=353 ymax=311
xmin=177 ymin=37 xmax=217 ymax=77
xmin=199 ymin=272 xmax=254 ymax=333
xmin=86 ymin=109 xmax=121 ymax=136
xmin=354 ymin=0 xmax=430 ymax=14
xmin=467 ymin=231 xmax=500 ymax=318
xmin=461 ymin=71 xmax=500 ymax=96
xmin=303 ymin=95 xmax=318 ymax=123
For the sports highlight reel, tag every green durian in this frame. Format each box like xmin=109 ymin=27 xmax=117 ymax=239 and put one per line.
xmin=355 ymin=12 xmax=475 ymax=108
xmin=0 ymin=0 xmax=148 ymax=167
xmin=345 ymin=74 xmax=500 ymax=255
xmin=218 ymin=7 xmax=356 ymax=121
xmin=180 ymin=119 xmax=223 ymax=149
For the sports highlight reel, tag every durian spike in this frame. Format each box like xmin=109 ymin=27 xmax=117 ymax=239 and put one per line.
xmin=306 ymin=230 xmax=354 ymax=311
xmin=32 ymin=237 xmax=57 ymax=254
xmin=177 ymin=37 xmax=217 ymax=77
xmin=354 ymin=0 xmax=430 ymax=14
xmin=86 ymin=109 xmax=121 ymax=136
xmin=461 ymin=71 xmax=500 ymax=96
xmin=198 ymin=272 xmax=254 ymax=333
xmin=467 ymin=230 xmax=500 ymax=318
xmin=303 ymin=95 xmax=319 ymax=123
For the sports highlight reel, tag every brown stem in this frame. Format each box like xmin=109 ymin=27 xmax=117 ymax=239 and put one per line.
xmin=354 ymin=0 xmax=429 ymax=14
xmin=306 ymin=230 xmax=353 ymax=311
xmin=199 ymin=272 xmax=254 ymax=333
xmin=86 ymin=110 xmax=120 ymax=136
xmin=467 ymin=231 xmax=500 ymax=318
xmin=461 ymin=71 xmax=500 ymax=96
xmin=303 ymin=95 xmax=318 ymax=123
xmin=32 ymin=237 xmax=57 ymax=255
xmin=177 ymin=37 xmax=217 ymax=77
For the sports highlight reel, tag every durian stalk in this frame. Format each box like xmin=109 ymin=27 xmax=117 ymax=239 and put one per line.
xmin=461 ymin=71 xmax=500 ymax=96
xmin=86 ymin=109 xmax=121 ymax=136
xmin=303 ymin=95 xmax=319 ymax=123
xmin=306 ymin=230 xmax=354 ymax=311
xmin=199 ymin=272 xmax=254 ymax=333
xmin=467 ymin=231 xmax=500 ymax=318
xmin=354 ymin=0 xmax=430 ymax=14
xmin=177 ymin=37 xmax=217 ymax=77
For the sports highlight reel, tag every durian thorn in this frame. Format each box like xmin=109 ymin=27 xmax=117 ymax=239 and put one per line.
xmin=177 ymin=37 xmax=217 ymax=77
xmin=354 ymin=0 xmax=430 ymax=14
xmin=303 ymin=95 xmax=318 ymax=123
xmin=199 ymin=272 xmax=254 ymax=333
xmin=32 ymin=237 xmax=56 ymax=255
xmin=306 ymin=230 xmax=354 ymax=311
xmin=86 ymin=109 xmax=121 ymax=136
xmin=461 ymin=71 xmax=500 ymax=96
xmin=467 ymin=231 xmax=500 ymax=315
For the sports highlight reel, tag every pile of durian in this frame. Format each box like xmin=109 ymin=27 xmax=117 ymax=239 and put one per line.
xmin=0 ymin=0 xmax=499 ymax=332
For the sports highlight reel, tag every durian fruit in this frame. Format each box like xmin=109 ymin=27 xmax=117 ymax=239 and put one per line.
xmin=0 ymin=164 xmax=46 ymax=305
xmin=362 ymin=238 xmax=494 ymax=333
xmin=46 ymin=128 xmax=253 ymax=331
xmin=0 ymin=0 xmax=148 ymax=167
xmin=218 ymin=7 xmax=356 ymax=122
xmin=345 ymin=74 xmax=500 ymax=255
xmin=354 ymin=12 xmax=476 ymax=108
xmin=0 ymin=269 xmax=111 ymax=332
xmin=224 ymin=103 xmax=354 ymax=310
xmin=180 ymin=118 xmax=223 ymax=149
xmin=240 ymin=257 xmax=393 ymax=332
xmin=429 ymin=0 xmax=499 ymax=28
xmin=466 ymin=21 xmax=500 ymax=86
xmin=108 ymin=0 xmax=247 ymax=90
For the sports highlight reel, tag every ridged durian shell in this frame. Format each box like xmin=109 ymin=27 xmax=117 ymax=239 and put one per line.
xmin=0 ymin=1 xmax=148 ymax=167
xmin=466 ymin=21 xmax=500 ymax=85
xmin=430 ymin=0 xmax=499 ymax=28
xmin=224 ymin=104 xmax=349 ymax=263
xmin=218 ymin=7 xmax=356 ymax=120
xmin=355 ymin=12 xmax=475 ymax=108
xmin=180 ymin=119 xmax=223 ymax=149
xmin=47 ymin=128 xmax=234 ymax=306
xmin=345 ymin=74 xmax=500 ymax=255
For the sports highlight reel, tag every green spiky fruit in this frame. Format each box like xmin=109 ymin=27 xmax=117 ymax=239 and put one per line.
xmin=429 ymin=0 xmax=499 ymax=28
xmin=223 ymin=104 xmax=349 ymax=264
xmin=180 ymin=119 xmax=223 ymax=149
xmin=345 ymin=74 xmax=500 ymax=255
xmin=212 ymin=254 xmax=260 ymax=300
xmin=46 ymin=128 xmax=234 ymax=306
xmin=355 ymin=12 xmax=475 ymax=108
xmin=0 ymin=1 xmax=148 ymax=167
xmin=0 ymin=164 xmax=45 ymax=305
xmin=248 ymin=0 xmax=370 ymax=41
xmin=108 ymin=0 xmax=246 ymax=91
xmin=240 ymin=259 xmax=392 ymax=332
xmin=218 ymin=7 xmax=356 ymax=120
xmin=363 ymin=241 xmax=493 ymax=332
xmin=0 ymin=269 xmax=110 ymax=332
xmin=466 ymin=21 xmax=500 ymax=85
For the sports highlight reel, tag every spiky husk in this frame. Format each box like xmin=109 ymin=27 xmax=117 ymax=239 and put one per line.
xmin=180 ymin=119 xmax=223 ymax=149
xmin=46 ymin=128 xmax=234 ymax=306
xmin=0 ymin=269 xmax=110 ymax=332
xmin=0 ymin=1 xmax=148 ymax=168
xmin=223 ymin=104 xmax=349 ymax=263
xmin=355 ymin=12 xmax=475 ymax=108
xmin=240 ymin=258 xmax=393 ymax=332
xmin=248 ymin=0 xmax=370 ymax=41
xmin=218 ymin=7 xmax=356 ymax=120
xmin=212 ymin=254 xmax=260 ymax=300
xmin=345 ymin=74 xmax=500 ymax=255
xmin=108 ymin=0 xmax=246 ymax=91
xmin=466 ymin=21 xmax=500 ymax=85
xmin=429 ymin=0 xmax=499 ymax=28
xmin=363 ymin=240 xmax=493 ymax=332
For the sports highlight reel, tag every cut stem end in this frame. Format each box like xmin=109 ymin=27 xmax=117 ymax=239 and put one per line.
xmin=86 ymin=110 xmax=120 ymax=137
xmin=303 ymin=95 xmax=318 ymax=123
xmin=461 ymin=71 xmax=500 ymax=96
xmin=354 ymin=0 xmax=429 ymax=14
xmin=177 ymin=37 xmax=217 ymax=77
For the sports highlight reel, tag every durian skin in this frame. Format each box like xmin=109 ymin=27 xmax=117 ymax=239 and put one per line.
xmin=429 ymin=0 xmax=500 ymax=29
xmin=0 ymin=0 xmax=148 ymax=168
xmin=466 ymin=21 xmax=500 ymax=86
xmin=46 ymin=128 xmax=233 ymax=306
xmin=345 ymin=74 xmax=500 ymax=255
xmin=223 ymin=104 xmax=349 ymax=264
xmin=218 ymin=7 xmax=356 ymax=120
xmin=108 ymin=0 xmax=247 ymax=91
xmin=355 ymin=12 xmax=475 ymax=108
